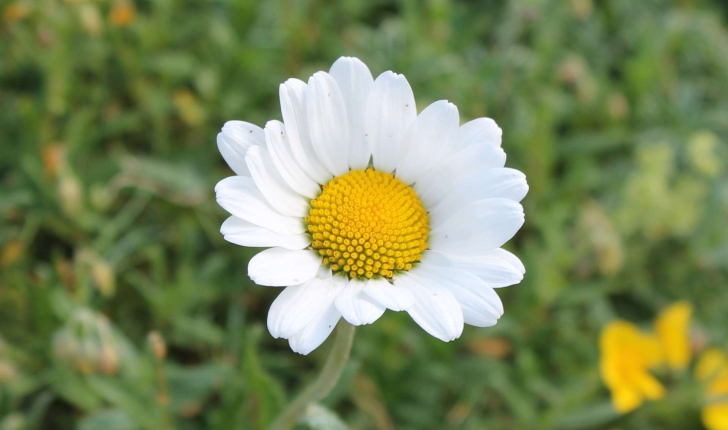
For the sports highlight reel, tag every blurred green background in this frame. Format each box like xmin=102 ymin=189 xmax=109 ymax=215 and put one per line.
xmin=1 ymin=0 xmax=728 ymax=429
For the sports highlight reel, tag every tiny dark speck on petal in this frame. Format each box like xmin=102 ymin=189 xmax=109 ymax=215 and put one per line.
xmin=433 ymin=293 xmax=437 ymax=296
xmin=328 ymin=92 xmax=330 ymax=96
xmin=328 ymin=325 xmax=332 ymax=328
xmin=406 ymin=104 xmax=409 ymax=107
xmin=249 ymin=130 xmax=253 ymax=133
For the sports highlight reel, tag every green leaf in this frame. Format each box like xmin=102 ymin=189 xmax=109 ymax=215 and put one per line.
xmin=86 ymin=376 xmax=164 ymax=430
xmin=78 ymin=408 xmax=140 ymax=430
xmin=166 ymin=364 xmax=229 ymax=416
xmin=555 ymin=401 xmax=620 ymax=430
xmin=50 ymin=368 xmax=103 ymax=412
xmin=242 ymin=327 xmax=286 ymax=429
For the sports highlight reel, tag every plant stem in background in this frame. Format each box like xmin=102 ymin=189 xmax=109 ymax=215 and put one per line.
xmin=268 ymin=321 xmax=356 ymax=430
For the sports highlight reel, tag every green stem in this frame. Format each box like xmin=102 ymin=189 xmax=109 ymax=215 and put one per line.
xmin=268 ymin=321 xmax=356 ymax=430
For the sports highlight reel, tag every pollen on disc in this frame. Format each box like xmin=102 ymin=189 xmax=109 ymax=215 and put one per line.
xmin=305 ymin=168 xmax=429 ymax=280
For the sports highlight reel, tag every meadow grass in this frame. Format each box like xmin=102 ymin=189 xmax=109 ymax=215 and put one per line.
xmin=1 ymin=0 xmax=727 ymax=428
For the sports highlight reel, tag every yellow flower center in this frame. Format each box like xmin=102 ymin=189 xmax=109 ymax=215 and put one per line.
xmin=306 ymin=168 xmax=429 ymax=279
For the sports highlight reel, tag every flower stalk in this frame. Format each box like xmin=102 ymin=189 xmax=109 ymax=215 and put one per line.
xmin=268 ymin=321 xmax=356 ymax=430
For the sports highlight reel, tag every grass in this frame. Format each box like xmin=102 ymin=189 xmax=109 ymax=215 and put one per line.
xmin=1 ymin=0 xmax=728 ymax=429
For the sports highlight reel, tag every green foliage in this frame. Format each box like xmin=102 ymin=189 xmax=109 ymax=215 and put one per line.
xmin=1 ymin=0 xmax=727 ymax=429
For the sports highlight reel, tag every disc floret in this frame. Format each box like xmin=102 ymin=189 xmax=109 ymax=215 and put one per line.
xmin=306 ymin=169 xmax=429 ymax=279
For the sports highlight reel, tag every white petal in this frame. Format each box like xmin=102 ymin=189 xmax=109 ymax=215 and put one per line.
xmin=335 ymin=278 xmax=386 ymax=326
xmin=288 ymin=275 xmax=348 ymax=355
xmin=457 ymin=117 xmax=502 ymax=149
xmin=220 ymin=216 xmax=310 ymax=250
xmin=267 ymin=266 xmax=334 ymax=339
xmin=330 ymin=57 xmax=374 ymax=170
xmin=446 ymin=248 xmax=524 ymax=288
xmin=363 ymin=277 xmax=414 ymax=311
xmin=305 ymin=72 xmax=350 ymax=176
xmin=364 ymin=71 xmax=417 ymax=173
xmin=430 ymin=199 xmax=525 ymax=255
xmin=447 ymin=286 xmax=501 ymax=327
xmin=412 ymin=252 xmax=503 ymax=327
xmin=428 ymin=168 xmax=528 ymax=224
xmin=216 ymin=121 xmax=264 ymax=176
xmin=246 ymin=145 xmax=309 ymax=218
xmin=215 ymin=176 xmax=304 ymax=235
xmin=396 ymin=100 xmax=460 ymax=185
xmin=496 ymin=248 xmax=526 ymax=274
xmin=395 ymin=272 xmax=464 ymax=342
xmin=288 ymin=303 xmax=341 ymax=355
xmin=248 ymin=248 xmax=321 ymax=287
xmin=279 ymin=79 xmax=332 ymax=184
xmin=264 ymin=120 xmax=320 ymax=198
xmin=414 ymin=143 xmax=507 ymax=207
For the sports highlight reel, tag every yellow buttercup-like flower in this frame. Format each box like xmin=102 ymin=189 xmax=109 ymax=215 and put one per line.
xmin=696 ymin=348 xmax=728 ymax=430
xmin=109 ymin=0 xmax=135 ymax=27
xmin=600 ymin=320 xmax=665 ymax=413
xmin=655 ymin=301 xmax=693 ymax=370
xmin=696 ymin=348 xmax=728 ymax=381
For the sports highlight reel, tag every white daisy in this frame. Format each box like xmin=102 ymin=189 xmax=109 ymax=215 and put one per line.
xmin=216 ymin=57 xmax=528 ymax=355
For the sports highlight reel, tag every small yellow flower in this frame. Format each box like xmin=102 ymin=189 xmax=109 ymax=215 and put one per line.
xmin=0 ymin=240 xmax=24 ymax=267
xmin=2 ymin=2 xmax=29 ymax=23
xmin=696 ymin=348 xmax=728 ymax=430
xmin=655 ymin=301 xmax=692 ymax=370
xmin=109 ymin=0 xmax=135 ymax=27
xmin=173 ymin=90 xmax=205 ymax=126
xmin=696 ymin=349 xmax=728 ymax=381
xmin=600 ymin=320 xmax=665 ymax=413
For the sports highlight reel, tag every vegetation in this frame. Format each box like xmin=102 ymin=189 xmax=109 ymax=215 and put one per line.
xmin=1 ymin=0 xmax=727 ymax=428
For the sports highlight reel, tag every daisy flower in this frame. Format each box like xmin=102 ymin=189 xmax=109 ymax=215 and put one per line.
xmin=215 ymin=57 xmax=528 ymax=354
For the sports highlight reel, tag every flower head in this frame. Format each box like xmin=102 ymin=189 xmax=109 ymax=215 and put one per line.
xmin=215 ymin=57 xmax=528 ymax=354
xmin=109 ymin=0 xmax=135 ymax=27
xmin=654 ymin=301 xmax=693 ymax=370
xmin=696 ymin=348 xmax=728 ymax=430
xmin=600 ymin=320 xmax=665 ymax=413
